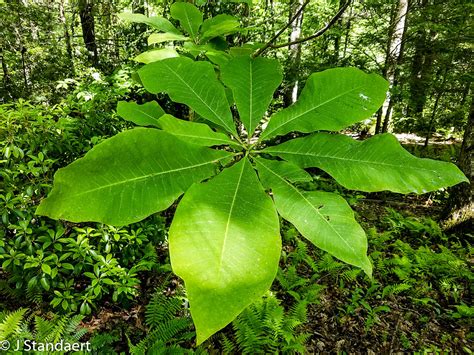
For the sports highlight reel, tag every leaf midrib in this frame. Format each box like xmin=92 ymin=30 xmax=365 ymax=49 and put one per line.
xmin=166 ymin=131 xmax=233 ymax=145
xmin=268 ymin=148 xmax=441 ymax=173
xmin=217 ymin=159 xmax=246 ymax=281
xmin=164 ymin=63 xmax=234 ymax=134
xmin=66 ymin=155 xmax=230 ymax=199
xmin=262 ymin=85 xmax=363 ymax=139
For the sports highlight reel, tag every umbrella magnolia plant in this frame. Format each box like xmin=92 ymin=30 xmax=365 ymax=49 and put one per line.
xmin=37 ymin=55 xmax=468 ymax=344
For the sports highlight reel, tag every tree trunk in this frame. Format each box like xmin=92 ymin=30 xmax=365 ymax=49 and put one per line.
xmin=442 ymin=95 xmax=474 ymax=231
xmin=407 ymin=0 xmax=436 ymax=125
xmin=423 ymin=90 xmax=442 ymax=147
xmin=332 ymin=0 xmax=344 ymax=63
xmin=1 ymin=48 xmax=13 ymax=101
xmin=283 ymin=0 xmax=304 ymax=107
xmin=78 ymin=0 xmax=98 ymax=67
xmin=376 ymin=0 xmax=408 ymax=134
xmin=342 ymin=1 xmax=353 ymax=60
xmin=59 ymin=0 xmax=75 ymax=74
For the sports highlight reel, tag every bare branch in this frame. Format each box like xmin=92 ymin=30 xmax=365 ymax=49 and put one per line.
xmin=253 ymin=0 xmax=310 ymax=58
xmin=270 ymin=0 xmax=351 ymax=50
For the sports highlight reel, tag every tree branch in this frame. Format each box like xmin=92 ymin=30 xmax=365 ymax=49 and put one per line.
xmin=253 ymin=0 xmax=310 ymax=58
xmin=270 ymin=0 xmax=351 ymax=50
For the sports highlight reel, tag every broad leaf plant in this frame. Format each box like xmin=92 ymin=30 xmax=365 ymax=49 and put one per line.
xmin=37 ymin=53 xmax=467 ymax=343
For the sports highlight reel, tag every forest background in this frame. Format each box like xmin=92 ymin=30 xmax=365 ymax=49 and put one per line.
xmin=0 ymin=0 xmax=472 ymax=353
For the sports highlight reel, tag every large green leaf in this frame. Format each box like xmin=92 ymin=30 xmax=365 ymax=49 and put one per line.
xmin=116 ymin=101 xmax=165 ymax=127
xmin=134 ymin=48 xmax=179 ymax=64
xmin=200 ymin=15 xmax=240 ymax=41
xmin=169 ymin=158 xmax=280 ymax=344
xmin=170 ymin=2 xmax=203 ymax=40
xmin=156 ymin=114 xmax=240 ymax=148
xmin=117 ymin=13 xmax=180 ymax=34
xmin=264 ymin=133 xmax=468 ymax=194
xmin=221 ymin=56 xmax=282 ymax=137
xmin=261 ymin=67 xmax=388 ymax=140
xmin=255 ymin=157 xmax=372 ymax=276
xmin=138 ymin=57 xmax=238 ymax=136
xmin=36 ymin=129 xmax=233 ymax=225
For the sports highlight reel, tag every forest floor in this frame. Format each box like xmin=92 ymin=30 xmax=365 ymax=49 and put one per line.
xmin=304 ymin=196 xmax=471 ymax=353
xmin=77 ymin=190 xmax=472 ymax=353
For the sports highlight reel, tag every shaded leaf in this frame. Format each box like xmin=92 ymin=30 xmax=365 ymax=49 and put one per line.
xmin=148 ymin=32 xmax=189 ymax=45
xmin=157 ymin=114 xmax=240 ymax=148
xmin=170 ymin=2 xmax=203 ymax=40
xmin=201 ymin=15 xmax=240 ymax=41
xmin=117 ymin=101 xmax=165 ymax=127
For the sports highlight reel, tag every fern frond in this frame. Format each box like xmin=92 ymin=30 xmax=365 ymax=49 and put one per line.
xmin=150 ymin=318 xmax=191 ymax=343
xmin=221 ymin=334 xmax=236 ymax=354
xmin=145 ymin=289 xmax=182 ymax=329
xmin=63 ymin=314 xmax=85 ymax=340
xmin=43 ymin=314 xmax=68 ymax=343
xmin=382 ymin=283 xmax=411 ymax=299
xmin=0 ymin=308 xmax=28 ymax=341
xmin=341 ymin=268 xmax=362 ymax=283
xmin=34 ymin=315 xmax=55 ymax=341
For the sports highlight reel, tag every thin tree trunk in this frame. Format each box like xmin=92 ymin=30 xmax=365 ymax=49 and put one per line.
xmin=79 ymin=0 xmax=98 ymax=67
xmin=332 ymin=0 xmax=346 ymax=64
xmin=423 ymin=90 xmax=442 ymax=147
xmin=442 ymin=95 xmax=474 ymax=231
xmin=376 ymin=0 xmax=408 ymax=134
xmin=342 ymin=1 xmax=353 ymax=60
xmin=283 ymin=0 xmax=304 ymax=107
xmin=1 ymin=48 xmax=13 ymax=101
xmin=59 ymin=0 xmax=75 ymax=74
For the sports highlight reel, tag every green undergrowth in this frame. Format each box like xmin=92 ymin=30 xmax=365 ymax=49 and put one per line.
xmin=1 ymin=97 xmax=472 ymax=353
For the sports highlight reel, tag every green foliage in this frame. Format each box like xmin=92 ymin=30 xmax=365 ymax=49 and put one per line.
xmin=0 ymin=308 xmax=86 ymax=353
xmin=230 ymin=294 xmax=310 ymax=354
xmin=128 ymin=287 xmax=194 ymax=354
xmin=36 ymin=53 xmax=468 ymax=344
xmin=120 ymin=3 xmax=242 ymax=65
xmin=0 ymin=71 xmax=166 ymax=315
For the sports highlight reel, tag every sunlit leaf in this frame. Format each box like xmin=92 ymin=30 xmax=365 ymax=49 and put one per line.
xmin=169 ymin=158 xmax=280 ymax=344
xmin=261 ymin=68 xmax=388 ymax=140
xmin=138 ymin=57 xmax=238 ymax=136
xmin=255 ymin=157 xmax=372 ymax=276
xmin=118 ymin=13 xmax=180 ymax=34
xmin=133 ymin=48 xmax=179 ymax=63
xmin=265 ymin=133 xmax=468 ymax=194
xmin=221 ymin=56 xmax=282 ymax=136
xmin=37 ymin=129 xmax=233 ymax=225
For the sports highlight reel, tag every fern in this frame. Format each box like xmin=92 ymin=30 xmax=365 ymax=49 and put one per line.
xmin=341 ymin=268 xmax=362 ymax=283
xmin=317 ymin=254 xmax=344 ymax=275
xmin=145 ymin=289 xmax=182 ymax=329
xmin=230 ymin=294 xmax=309 ymax=354
xmin=0 ymin=308 xmax=86 ymax=352
xmin=129 ymin=287 xmax=193 ymax=354
xmin=221 ymin=334 xmax=236 ymax=354
xmin=382 ymin=283 xmax=412 ymax=299
xmin=0 ymin=308 xmax=28 ymax=340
